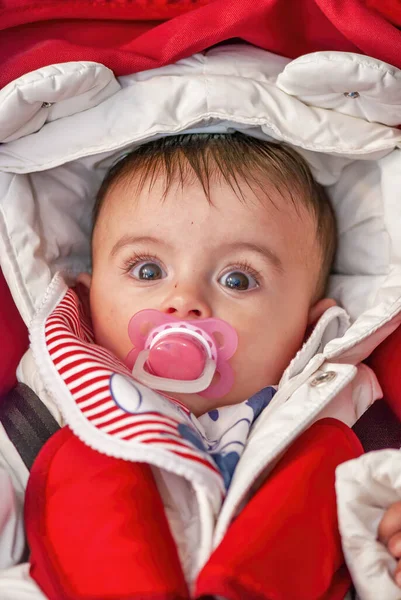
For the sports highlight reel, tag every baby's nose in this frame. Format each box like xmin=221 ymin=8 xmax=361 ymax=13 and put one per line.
xmin=161 ymin=285 xmax=212 ymax=320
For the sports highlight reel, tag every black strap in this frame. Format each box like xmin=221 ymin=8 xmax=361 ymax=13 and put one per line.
xmin=0 ymin=383 xmax=60 ymax=470
xmin=352 ymin=399 xmax=401 ymax=452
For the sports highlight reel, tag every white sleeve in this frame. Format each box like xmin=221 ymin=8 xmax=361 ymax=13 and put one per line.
xmin=0 ymin=564 xmax=47 ymax=599
xmin=0 ymin=346 xmax=61 ymax=572
xmin=336 ymin=449 xmax=401 ymax=600
xmin=0 ymin=347 xmax=61 ymax=593
xmin=0 ymin=423 xmax=28 ymax=569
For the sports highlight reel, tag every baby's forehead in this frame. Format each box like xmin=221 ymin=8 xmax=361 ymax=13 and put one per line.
xmin=94 ymin=134 xmax=328 ymax=227
xmin=101 ymin=159 xmax=313 ymax=212
xmin=98 ymin=168 xmax=310 ymax=227
xmin=96 ymin=143 xmax=304 ymax=216
xmin=94 ymin=172 xmax=318 ymax=259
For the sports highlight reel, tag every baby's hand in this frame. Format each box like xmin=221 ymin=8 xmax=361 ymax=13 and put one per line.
xmin=378 ymin=501 xmax=401 ymax=586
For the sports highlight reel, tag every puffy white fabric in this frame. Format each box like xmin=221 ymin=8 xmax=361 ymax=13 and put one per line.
xmin=0 ymin=468 xmax=25 ymax=570
xmin=0 ymin=62 xmax=120 ymax=143
xmin=0 ymin=45 xmax=401 ymax=597
xmin=0 ymin=564 xmax=46 ymax=599
xmin=0 ymin=424 xmax=28 ymax=574
xmin=336 ymin=451 xmax=401 ymax=600
xmin=276 ymin=52 xmax=401 ymax=127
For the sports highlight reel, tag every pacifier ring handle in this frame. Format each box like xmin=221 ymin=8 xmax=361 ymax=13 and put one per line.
xmin=149 ymin=327 xmax=213 ymax=359
xmin=132 ymin=349 xmax=216 ymax=394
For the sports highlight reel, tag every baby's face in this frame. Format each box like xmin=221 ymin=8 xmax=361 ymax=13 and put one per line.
xmin=85 ymin=174 xmax=333 ymax=416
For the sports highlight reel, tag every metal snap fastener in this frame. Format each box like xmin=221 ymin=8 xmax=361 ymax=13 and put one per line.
xmin=310 ymin=371 xmax=337 ymax=387
xmin=41 ymin=101 xmax=54 ymax=108
xmin=343 ymin=91 xmax=360 ymax=99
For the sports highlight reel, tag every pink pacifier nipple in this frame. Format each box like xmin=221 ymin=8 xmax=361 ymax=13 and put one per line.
xmin=125 ymin=310 xmax=238 ymax=399
xmin=147 ymin=334 xmax=206 ymax=381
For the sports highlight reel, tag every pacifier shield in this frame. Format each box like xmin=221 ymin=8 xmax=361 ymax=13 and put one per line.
xmin=127 ymin=309 xmax=238 ymax=397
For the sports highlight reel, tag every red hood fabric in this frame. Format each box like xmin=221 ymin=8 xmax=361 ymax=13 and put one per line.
xmin=0 ymin=0 xmax=401 ymax=91
xmin=0 ymin=271 xmax=29 ymax=396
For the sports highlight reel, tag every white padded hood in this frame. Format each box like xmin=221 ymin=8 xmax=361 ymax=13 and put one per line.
xmin=1 ymin=45 xmax=401 ymax=364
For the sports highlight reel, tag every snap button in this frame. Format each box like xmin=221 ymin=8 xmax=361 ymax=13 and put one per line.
xmin=343 ymin=91 xmax=360 ymax=99
xmin=310 ymin=371 xmax=337 ymax=387
xmin=41 ymin=101 xmax=54 ymax=108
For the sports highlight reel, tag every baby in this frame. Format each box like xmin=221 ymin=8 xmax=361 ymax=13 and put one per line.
xmin=25 ymin=132 xmax=366 ymax=600
xmin=78 ymin=132 xmax=337 ymax=416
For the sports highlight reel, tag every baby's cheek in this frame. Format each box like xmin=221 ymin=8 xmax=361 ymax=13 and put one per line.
xmin=230 ymin=352 xmax=274 ymax=399
xmin=91 ymin=307 xmax=132 ymax=362
xmin=233 ymin=325 xmax=305 ymax=391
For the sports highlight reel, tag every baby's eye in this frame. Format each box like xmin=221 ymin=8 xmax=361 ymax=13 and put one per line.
xmin=131 ymin=261 xmax=166 ymax=281
xmin=219 ymin=270 xmax=258 ymax=291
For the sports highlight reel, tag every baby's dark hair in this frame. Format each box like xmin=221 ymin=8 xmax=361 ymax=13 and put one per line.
xmin=93 ymin=133 xmax=336 ymax=297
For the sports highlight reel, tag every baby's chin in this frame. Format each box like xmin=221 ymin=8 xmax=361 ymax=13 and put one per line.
xmin=169 ymin=375 xmax=277 ymax=416
xmin=171 ymin=391 xmax=244 ymax=417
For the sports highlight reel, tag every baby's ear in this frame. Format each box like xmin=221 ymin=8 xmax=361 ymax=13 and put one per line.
xmin=307 ymin=298 xmax=337 ymax=327
xmin=75 ymin=273 xmax=92 ymax=317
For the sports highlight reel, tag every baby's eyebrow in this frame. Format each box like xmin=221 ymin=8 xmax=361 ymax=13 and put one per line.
xmin=227 ymin=242 xmax=284 ymax=274
xmin=111 ymin=235 xmax=169 ymax=256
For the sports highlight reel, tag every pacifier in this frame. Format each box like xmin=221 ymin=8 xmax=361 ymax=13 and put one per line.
xmin=125 ymin=310 xmax=238 ymax=399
